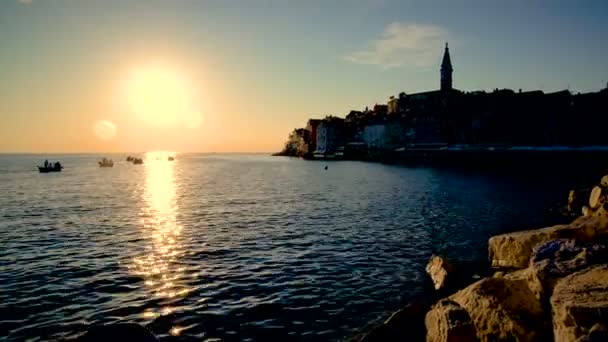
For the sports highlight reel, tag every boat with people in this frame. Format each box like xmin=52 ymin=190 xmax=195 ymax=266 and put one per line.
xmin=38 ymin=160 xmax=63 ymax=173
xmin=132 ymin=158 xmax=144 ymax=165
xmin=98 ymin=158 xmax=114 ymax=167
xmin=126 ymin=156 xmax=134 ymax=162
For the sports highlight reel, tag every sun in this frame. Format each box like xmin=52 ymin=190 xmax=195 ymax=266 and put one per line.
xmin=127 ymin=67 xmax=191 ymax=127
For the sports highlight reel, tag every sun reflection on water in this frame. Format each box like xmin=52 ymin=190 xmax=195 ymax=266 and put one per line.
xmin=127 ymin=151 xmax=190 ymax=326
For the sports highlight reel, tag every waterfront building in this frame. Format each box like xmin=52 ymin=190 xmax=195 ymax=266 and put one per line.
xmin=314 ymin=117 xmax=345 ymax=157
xmin=305 ymin=119 xmax=322 ymax=154
xmin=363 ymin=124 xmax=387 ymax=149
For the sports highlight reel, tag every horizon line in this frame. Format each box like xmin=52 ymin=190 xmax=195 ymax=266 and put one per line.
xmin=0 ymin=151 xmax=275 ymax=155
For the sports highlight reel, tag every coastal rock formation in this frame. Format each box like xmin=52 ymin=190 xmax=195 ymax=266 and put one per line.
xmin=551 ymin=265 xmax=608 ymax=342
xmin=589 ymin=186 xmax=604 ymax=209
xmin=359 ymin=175 xmax=608 ymax=342
xmin=575 ymin=175 xmax=608 ymax=217
xmin=449 ymin=269 xmax=550 ymax=342
xmin=601 ymin=175 xmax=608 ymax=188
xmin=489 ymin=225 xmax=565 ymax=269
xmin=529 ymin=239 xmax=608 ymax=302
xmin=568 ymin=189 xmax=582 ymax=214
xmin=425 ymin=299 xmax=477 ymax=342
xmin=425 ymin=255 xmax=454 ymax=291
xmin=573 ymin=323 xmax=608 ymax=342
xmin=489 ymin=216 xmax=608 ymax=269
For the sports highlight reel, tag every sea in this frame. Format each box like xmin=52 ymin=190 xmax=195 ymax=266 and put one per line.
xmin=0 ymin=153 xmax=584 ymax=341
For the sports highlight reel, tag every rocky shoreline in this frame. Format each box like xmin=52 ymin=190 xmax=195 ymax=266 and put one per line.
xmin=355 ymin=175 xmax=608 ymax=342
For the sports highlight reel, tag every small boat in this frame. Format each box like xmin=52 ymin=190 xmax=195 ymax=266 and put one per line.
xmin=132 ymin=158 xmax=144 ymax=165
xmin=126 ymin=156 xmax=134 ymax=162
xmin=168 ymin=156 xmax=175 ymax=161
xmin=38 ymin=162 xmax=63 ymax=173
xmin=98 ymin=158 xmax=114 ymax=167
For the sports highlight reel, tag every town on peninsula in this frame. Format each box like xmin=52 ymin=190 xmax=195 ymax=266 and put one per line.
xmin=277 ymin=43 xmax=608 ymax=166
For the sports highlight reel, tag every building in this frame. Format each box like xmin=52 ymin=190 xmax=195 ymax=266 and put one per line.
xmin=373 ymin=104 xmax=388 ymax=116
xmin=314 ymin=117 xmax=345 ymax=157
xmin=388 ymin=96 xmax=398 ymax=114
xmin=441 ymin=42 xmax=453 ymax=92
xmin=363 ymin=124 xmax=387 ymax=149
xmin=305 ymin=119 xmax=321 ymax=154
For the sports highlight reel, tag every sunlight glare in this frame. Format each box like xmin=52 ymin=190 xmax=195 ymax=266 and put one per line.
xmin=125 ymin=151 xmax=194 ymax=318
xmin=127 ymin=67 xmax=200 ymax=128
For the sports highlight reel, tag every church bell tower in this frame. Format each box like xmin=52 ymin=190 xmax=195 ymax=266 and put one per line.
xmin=441 ymin=42 xmax=453 ymax=92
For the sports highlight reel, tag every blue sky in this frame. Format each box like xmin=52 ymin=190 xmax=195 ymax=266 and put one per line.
xmin=1 ymin=0 xmax=607 ymax=152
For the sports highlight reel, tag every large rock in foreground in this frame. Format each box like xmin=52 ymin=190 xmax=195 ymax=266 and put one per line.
xmin=551 ymin=264 xmax=608 ymax=342
xmin=449 ymin=269 xmax=550 ymax=342
xmin=489 ymin=216 xmax=608 ymax=269
xmin=529 ymin=239 xmax=608 ymax=302
xmin=425 ymin=299 xmax=477 ymax=342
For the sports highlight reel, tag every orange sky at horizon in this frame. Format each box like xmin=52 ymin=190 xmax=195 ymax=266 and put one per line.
xmin=0 ymin=54 xmax=294 ymax=154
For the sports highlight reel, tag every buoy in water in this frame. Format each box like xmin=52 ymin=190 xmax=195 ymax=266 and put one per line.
xmin=324 ymin=165 xmax=328 ymax=170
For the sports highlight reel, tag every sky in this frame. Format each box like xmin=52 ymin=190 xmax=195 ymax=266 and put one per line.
xmin=1 ymin=0 xmax=607 ymax=153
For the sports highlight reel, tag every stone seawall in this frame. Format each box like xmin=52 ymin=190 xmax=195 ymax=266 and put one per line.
xmin=355 ymin=175 xmax=608 ymax=342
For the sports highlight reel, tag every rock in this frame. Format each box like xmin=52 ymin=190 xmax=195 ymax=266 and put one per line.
xmin=77 ymin=323 xmax=159 ymax=342
xmin=449 ymin=269 xmax=550 ymax=342
xmin=569 ymin=189 xmax=578 ymax=205
xmin=589 ymin=323 xmax=608 ymax=341
xmin=601 ymin=175 xmax=608 ymax=187
xmin=575 ymin=323 xmax=608 ymax=341
xmin=569 ymin=190 xmax=584 ymax=214
xmin=489 ymin=224 xmax=568 ymax=269
xmin=426 ymin=255 xmax=454 ymax=291
xmin=425 ymin=299 xmax=477 ymax=342
xmin=589 ymin=186 xmax=604 ymax=209
xmin=569 ymin=215 xmax=608 ymax=240
xmin=488 ymin=216 xmax=608 ymax=269
xmin=493 ymin=271 xmax=504 ymax=278
xmin=593 ymin=203 xmax=608 ymax=218
xmin=529 ymin=239 xmax=608 ymax=302
xmin=583 ymin=205 xmax=594 ymax=217
xmin=551 ymin=264 xmax=608 ymax=342
xmin=358 ymin=302 xmax=428 ymax=342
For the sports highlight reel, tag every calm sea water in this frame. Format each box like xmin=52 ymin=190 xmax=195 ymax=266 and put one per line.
xmin=0 ymin=153 xmax=575 ymax=341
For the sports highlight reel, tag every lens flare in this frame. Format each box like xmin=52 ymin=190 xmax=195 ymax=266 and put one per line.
xmin=93 ymin=120 xmax=117 ymax=141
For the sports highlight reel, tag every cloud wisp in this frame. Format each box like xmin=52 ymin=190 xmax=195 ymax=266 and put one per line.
xmin=344 ymin=22 xmax=450 ymax=69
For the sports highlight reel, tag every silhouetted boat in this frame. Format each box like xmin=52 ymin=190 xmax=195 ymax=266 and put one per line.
xmin=126 ymin=156 xmax=134 ymax=162
xmin=38 ymin=163 xmax=63 ymax=173
xmin=98 ymin=158 xmax=114 ymax=167
xmin=133 ymin=158 xmax=143 ymax=165
xmin=168 ymin=156 xmax=175 ymax=161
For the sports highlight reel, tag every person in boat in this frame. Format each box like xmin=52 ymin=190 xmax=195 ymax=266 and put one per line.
xmin=54 ymin=161 xmax=62 ymax=170
xmin=44 ymin=160 xmax=49 ymax=168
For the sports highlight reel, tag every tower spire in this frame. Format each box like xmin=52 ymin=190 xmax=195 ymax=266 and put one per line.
xmin=441 ymin=42 xmax=453 ymax=91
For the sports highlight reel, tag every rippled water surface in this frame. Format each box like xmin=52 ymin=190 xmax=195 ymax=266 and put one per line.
xmin=0 ymin=153 xmax=572 ymax=341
